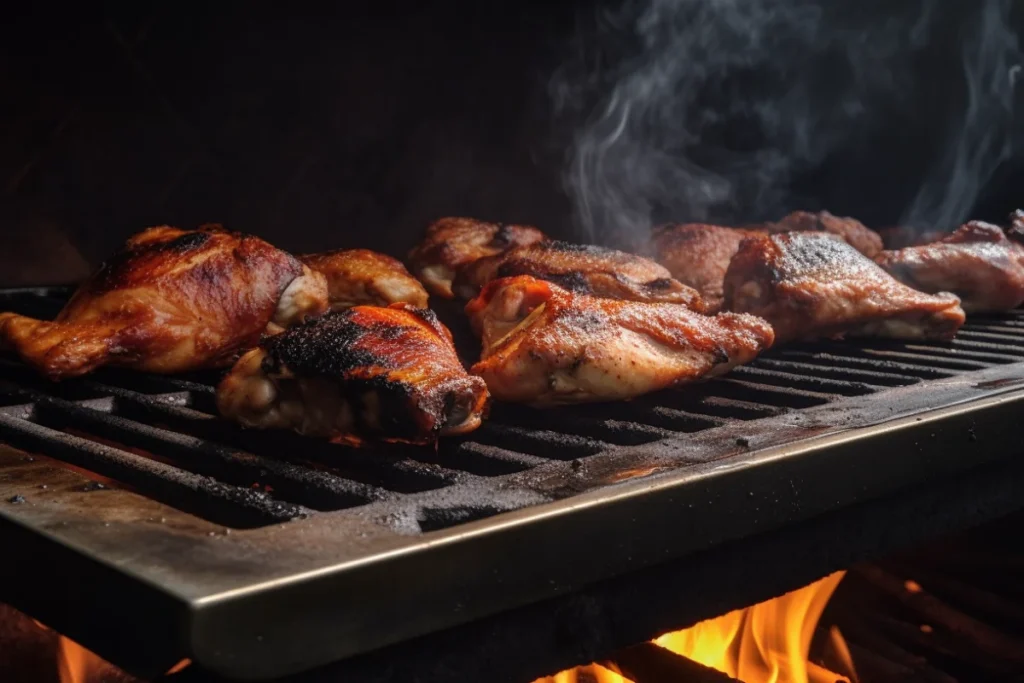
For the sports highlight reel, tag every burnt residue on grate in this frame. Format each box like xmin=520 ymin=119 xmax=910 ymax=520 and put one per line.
xmin=1 ymin=287 xmax=1024 ymax=530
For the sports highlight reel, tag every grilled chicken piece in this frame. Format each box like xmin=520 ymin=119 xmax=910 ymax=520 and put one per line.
xmin=723 ymin=232 xmax=965 ymax=344
xmin=453 ymin=240 xmax=706 ymax=310
xmin=1006 ymin=209 xmax=1024 ymax=243
xmin=877 ymin=226 xmax=951 ymax=250
xmin=0 ymin=225 xmax=328 ymax=380
xmin=758 ymin=210 xmax=884 ymax=258
xmin=650 ymin=224 xmax=763 ymax=312
xmin=465 ymin=275 xmax=774 ymax=406
xmin=300 ymin=249 xmax=428 ymax=310
xmin=408 ymin=217 xmax=548 ymax=298
xmin=875 ymin=221 xmax=1024 ymax=313
xmin=217 ymin=304 xmax=488 ymax=445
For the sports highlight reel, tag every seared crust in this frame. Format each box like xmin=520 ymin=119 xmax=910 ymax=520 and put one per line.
xmin=407 ymin=217 xmax=547 ymax=298
xmin=0 ymin=225 xmax=328 ymax=380
xmin=465 ymin=275 xmax=773 ymax=406
xmin=300 ymin=248 xmax=429 ymax=309
xmin=454 ymin=240 xmax=706 ymax=310
xmin=217 ymin=304 xmax=489 ymax=445
xmin=723 ymin=232 xmax=965 ymax=344
xmin=650 ymin=224 xmax=762 ymax=312
xmin=875 ymin=221 xmax=1024 ymax=313
xmin=757 ymin=211 xmax=884 ymax=258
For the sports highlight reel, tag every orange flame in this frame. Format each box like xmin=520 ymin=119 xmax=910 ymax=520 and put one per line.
xmin=535 ymin=571 xmax=850 ymax=683
xmin=55 ymin=634 xmax=107 ymax=683
xmin=828 ymin=625 xmax=859 ymax=683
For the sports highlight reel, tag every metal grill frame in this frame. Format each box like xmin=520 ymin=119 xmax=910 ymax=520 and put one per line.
xmin=2 ymin=287 xmax=1024 ymax=681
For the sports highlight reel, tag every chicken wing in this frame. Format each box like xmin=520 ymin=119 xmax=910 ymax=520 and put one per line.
xmin=875 ymin=221 xmax=1024 ymax=313
xmin=757 ymin=210 xmax=884 ymax=258
xmin=650 ymin=224 xmax=762 ymax=312
xmin=217 ymin=304 xmax=489 ymax=445
xmin=407 ymin=217 xmax=548 ymax=298
xmin=723 ymin=232 xmax=965 ymax=344
xmin=0 ymin=225 xmax=329 ymax=380
xmin=465 ymin=275 xmax=774 ymax=406
xmin=300 ymin=248 xmax=429 ymax=310
xmin=453 ymin=240 xmax=706 ymax=310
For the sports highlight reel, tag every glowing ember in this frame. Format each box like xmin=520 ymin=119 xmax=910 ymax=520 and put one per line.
xmin=535 ymin=571 xmax=852 ymax=683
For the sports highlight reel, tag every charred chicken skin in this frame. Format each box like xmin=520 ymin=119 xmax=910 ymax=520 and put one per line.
xmin=465 ymin=275 xmax=774 ymax=406
xmin=217 ymin=304 xmax=488 ymax=445
xmin=0 ymin=225 xmax=328 ymax=380
xmin=650 ymin=224 xmax=763 ymax=312
xmin=723 ymin=232 xmax=965 ymax=344
xmin=875 ymin=221 xmax=1024 ymax=313
xmin=300 ymin=248 xmax=429 ymax=310
xmin=407 ymin=217 xmax=548 ymax=298
xmin=757 ymin=210 xmax=884 ymax=258
xmin=453 ymin=240 xmax=706 ymax=310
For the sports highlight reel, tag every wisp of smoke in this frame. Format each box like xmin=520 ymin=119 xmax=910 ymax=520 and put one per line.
xmin=552 ymin=0 xmax=1021 ymax=248
xmin=902 ymin=0 xmax=1020 ymax=230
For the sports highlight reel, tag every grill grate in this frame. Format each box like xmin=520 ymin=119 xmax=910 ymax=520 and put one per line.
xmin=3 ymin=287 xmax=1024 ymax=680
xmin=5 ymin=288 xmax=1022 ymax=528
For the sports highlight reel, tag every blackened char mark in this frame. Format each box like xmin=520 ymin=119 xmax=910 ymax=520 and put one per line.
xmin=261 ymin=311 xmax=401 ymax=378
xmin=93 ymin=231 xmax=214 ymax=289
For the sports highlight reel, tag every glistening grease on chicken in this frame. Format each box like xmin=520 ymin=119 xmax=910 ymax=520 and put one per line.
xmin=453 ymin=240 xmax=706 ymax=310
xmin=723 ymin=232 xmax=966 ymax=344
xmin=465 ymin=275 xmax=774 ymax=406
xmin=875 ymin=221 xmax=1024 ymax=313
xmin=300 ymin=248 xmax=429 ymax=310
xmin=217 ymin=304 xmax=489 ymax=445
xmin=407 ymin=217 xmax=548 ymax=298
xmin=0 ymin=225 xmax=328 ymax=380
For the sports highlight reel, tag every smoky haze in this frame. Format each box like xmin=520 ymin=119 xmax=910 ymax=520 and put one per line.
xmin=551 ymin=0 xmax=1022 ymax=249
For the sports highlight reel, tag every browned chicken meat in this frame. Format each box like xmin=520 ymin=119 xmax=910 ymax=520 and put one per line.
xmin=875 ymin=221 xmax=1024 ymax=313
xmin=650 ymin=224 xmax=762 ymax=312
xmin=453 ymin=240 xmax=706 ymax=310
xmin=1006 ymin=209 xmax=1024 ymax=243
xmin=723 ymin=232 xmax=965 ymax=344
xmin=407 ymin=217 xmax=548 ymax=298
xmin=300 ymin=248 xmax=429 ymax=310
xmin=465 ymin=275 xmax=774 ymax=406
xmin=217 ymin=304 xmax=489 ymax=445
xmin=757 ymin=210 xmax=884 ymax=258
xmin=0 ymin=225 xmax=328 ymax=380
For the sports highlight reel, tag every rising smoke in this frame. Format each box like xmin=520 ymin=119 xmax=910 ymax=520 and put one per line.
xmin=551 ymin=0 xmax=1021 ymax=248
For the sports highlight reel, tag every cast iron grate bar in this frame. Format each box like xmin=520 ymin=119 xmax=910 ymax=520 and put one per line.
xmin=0 ymin=411 xmax=308 ymax=528
xmin=27 ymin=391 xmax=386 ymax=511
xmin=1 ymin=287 xmax=1024 ymax=531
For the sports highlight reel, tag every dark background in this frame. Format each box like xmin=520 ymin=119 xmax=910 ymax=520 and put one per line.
xmin=1 ymin=1 xmax=1023 ymax=285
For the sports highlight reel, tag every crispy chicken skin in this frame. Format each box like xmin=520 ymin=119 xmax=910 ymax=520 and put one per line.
xmin=465 ymin=276 xmax=774 ymax=406
xmin=300 ymin=248 xmax=429 ymax=310
xmin=650 ymin=224 xmax=762 ymax=312
xmin=0 ymin=225 xmax=328 ymax=380
xmin=453 ymin=240 xmax=707 ymax=310
xmin=758 ymin=210 xmax=884 ymax=258
xmin=723 ymin=232 xmax=965 ymax=344
xmin=875 ymin=221 xmax=1024 ymax=313
xmin=217 ymin=304 xmax=489 ymax=445
xmin=407 ymin=217 xmax=548 ymax=298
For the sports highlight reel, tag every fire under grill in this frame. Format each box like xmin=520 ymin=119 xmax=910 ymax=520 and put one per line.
xmin=2 ymin=287 xmax=1024 ymax=681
